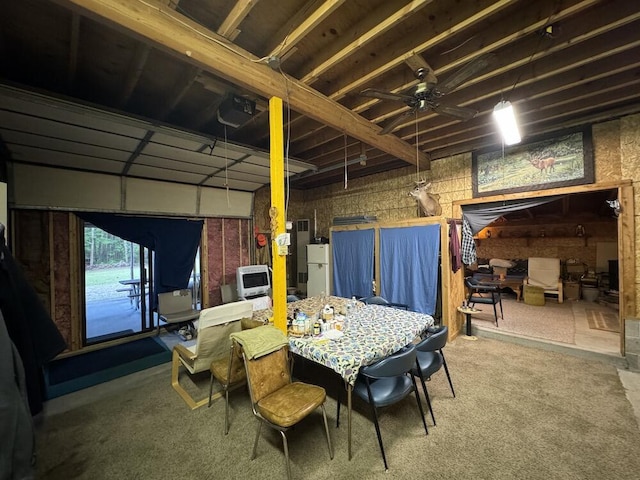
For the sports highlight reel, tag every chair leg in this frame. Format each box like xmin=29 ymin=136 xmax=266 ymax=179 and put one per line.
xmin=418 ymin=374 xmax=435 ymax=426
xmin=369 ymin=403 xmax=388 ymax=471
xmin=491 ymin=300 xmax=498 ymax=326
xmin=251 ymin=420 xmax=262 ymax=460
xmin=279 ymin=431 xmax=292 ymax=480
xmin=336 ymin=384 xmax=341 ymax=428
xmin=441 ymin=352 xmax=456 ymax=398
xmin=412 ymin=377 xmax=429 ymax=436
xmin=208 ymin=374 xmax=214 ymax=407
xmin=223 ymin=388 xmax=230 ymax=435
xmin=320 ymin=403 xmax=334 ymax=459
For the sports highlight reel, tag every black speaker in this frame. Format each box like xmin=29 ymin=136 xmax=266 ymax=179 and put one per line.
xmin=217 ymin=94 xmax=256 ymax=128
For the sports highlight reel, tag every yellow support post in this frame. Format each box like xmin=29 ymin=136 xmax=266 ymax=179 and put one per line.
xmin=269 ymin=96 xmax=287 ymax=333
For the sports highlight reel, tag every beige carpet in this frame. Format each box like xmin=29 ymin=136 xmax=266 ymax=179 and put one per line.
xmin=470 ymin=298 xmax=576 ymax=344
xmin=34 ymin=337 xmax=640 ymax=480
xmin=586 ymin=309 xmax=620 ymax=333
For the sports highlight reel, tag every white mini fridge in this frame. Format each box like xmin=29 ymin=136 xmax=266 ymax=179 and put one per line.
xmin=307 ymin=244 xmax=330 ymax=297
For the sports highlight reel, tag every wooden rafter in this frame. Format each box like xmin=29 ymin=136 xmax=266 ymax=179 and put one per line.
xmin=56 ymin=0 xmax=429 ymax=168
xmin=67 ymin=12 xmax=80 ymax=90
xmin=299 ymin=0 xmax=434 ymax=84
xmin=267 ymin=0 xmax=345 ymax=59
xmin=217 ymin=0 xmax=259 ymax=39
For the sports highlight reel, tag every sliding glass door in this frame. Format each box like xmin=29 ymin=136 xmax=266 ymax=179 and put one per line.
xmin=83 ymin=224 xmax=153 ymax=345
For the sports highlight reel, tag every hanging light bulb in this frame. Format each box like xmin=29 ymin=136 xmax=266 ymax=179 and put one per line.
xmin=493 ymin=100 xmax=521 ymax=145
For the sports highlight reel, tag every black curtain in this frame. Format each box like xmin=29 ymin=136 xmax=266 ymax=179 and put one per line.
xmin=79 ymin=213 xmax=203 ymax=306
xmin=0 ymin=224 xmax=66 ymax=416
xmin=460 ymin=195 xmax=564 ymax=265
xmin=462 ymin=195 xmax=564 ymax=234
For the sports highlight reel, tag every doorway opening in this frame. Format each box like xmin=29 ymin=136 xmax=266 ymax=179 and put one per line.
xmin=83 ymin=224 xmax=153 ymax=345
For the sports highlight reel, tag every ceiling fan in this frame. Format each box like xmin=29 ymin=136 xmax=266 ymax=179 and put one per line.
xmin=361 ymin=54 xmax=495 ymax=135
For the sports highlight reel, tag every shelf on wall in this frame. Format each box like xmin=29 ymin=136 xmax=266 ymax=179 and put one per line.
xmin=476 ymin=235 xmax=589 ymax=246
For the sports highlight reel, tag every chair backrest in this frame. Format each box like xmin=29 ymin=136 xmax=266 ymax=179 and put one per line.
xmin=527 ymin=257 xmax=560 ymax=289
xmin=360 ymin=345 xmax=416 ymax=379
xmin=158 ymin=289 xmax=193 ymax=315
xmin=243 ymin=346 xmax=291 ymax=404
xmin=415 ymin=325 xmax=448 ymax=352
xmin=191 ymin=300 xmax=254 ymax=372
xmin=364 ymin=296 xmax=390 ymax=306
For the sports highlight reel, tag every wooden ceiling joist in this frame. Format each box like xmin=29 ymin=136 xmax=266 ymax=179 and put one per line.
xmin=57 ymin=0 xmax=429 ymax=169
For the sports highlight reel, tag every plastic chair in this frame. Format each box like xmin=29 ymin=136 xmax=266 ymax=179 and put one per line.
xmin=411 ymin=325 xmax=456 ymax=426
xmin=362 ymin=295 xmax=409 ymax=310
xmin=237 ymin=328 xmax=333 ymax=480
xmin=465 ymin=276 xmax=503 ymax=326
xmin=339 ymin=344 xmax=428 ymax=471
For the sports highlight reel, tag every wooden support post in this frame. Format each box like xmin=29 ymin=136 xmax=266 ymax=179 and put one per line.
xmin=269 ymin=96 xmax=286 ymax=333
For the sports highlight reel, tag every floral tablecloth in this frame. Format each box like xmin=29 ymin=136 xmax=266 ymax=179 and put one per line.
xmin=288 ymin=303 xmax=434 ymax=386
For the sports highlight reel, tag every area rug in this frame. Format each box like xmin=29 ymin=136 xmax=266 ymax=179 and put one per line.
xmin=44 ymin=336 xmax=171 ymax=399
xmin=586 ymin=309 xmax=620 ymax=333
xmin=470 ymin=298 xmax=576 ymax=344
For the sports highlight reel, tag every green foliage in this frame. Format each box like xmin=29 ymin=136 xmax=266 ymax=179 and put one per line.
xmin=84 ymin=227 xmax=137 ymax=268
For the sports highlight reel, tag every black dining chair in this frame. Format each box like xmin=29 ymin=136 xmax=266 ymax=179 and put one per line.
xmin=411 ymin=325 xmax=455 ymax=427
xmin=362 ymin=295 xmax=409 ymax=310
xmin=338 ymin=344 xmax=428 ymax=471
xmin=464 ymin=276 xmax=503 ymax=326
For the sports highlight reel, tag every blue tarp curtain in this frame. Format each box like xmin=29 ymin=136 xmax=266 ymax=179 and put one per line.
xmin=380 ymin=224 xmax=440 ymax=315
xmin=332 ymin=229 xmax=374 ymax=299
xmin=79 ymin=213 xmax=203 ymax=307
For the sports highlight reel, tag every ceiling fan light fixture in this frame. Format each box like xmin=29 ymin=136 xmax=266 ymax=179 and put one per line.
xmin=493 ymin=100 xmax=521 ymax=145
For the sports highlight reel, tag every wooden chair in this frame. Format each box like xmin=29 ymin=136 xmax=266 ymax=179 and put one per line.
xmin=171 ymin=300 xmax=254 ymax=409
xmin=524 ymin=257 xmax=563 ymax=303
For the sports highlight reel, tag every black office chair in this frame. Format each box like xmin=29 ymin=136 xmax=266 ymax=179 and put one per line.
xmin=411 ymin=325 xmax=455 ymax=427
xmin=362 ymin=295 xmax=409 ymax=310
xmin=338 ymin=345 xmax=428 ymax=471
xmin=464 ymin=276 xmax=503 ymax=326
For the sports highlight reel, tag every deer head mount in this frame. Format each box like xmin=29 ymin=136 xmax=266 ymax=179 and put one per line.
xmin=408 ymin=180 xmax=442 ymax=217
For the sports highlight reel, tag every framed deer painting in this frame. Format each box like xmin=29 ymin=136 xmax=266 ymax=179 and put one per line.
xmin=471 ymin=126 xmax=594 ymax=198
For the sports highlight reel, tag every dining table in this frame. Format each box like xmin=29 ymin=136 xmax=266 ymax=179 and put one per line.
xmin=282 ymin=296 xmax=434 ymax=460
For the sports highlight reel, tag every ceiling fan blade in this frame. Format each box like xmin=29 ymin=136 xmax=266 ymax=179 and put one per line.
xmin=432 ymin=103 xmax=477 ymax=121
xmin=361 ymin=88 xmax=413 ymax=102
xmin=437 ymin=53 xmax=496 ymax=94
xmin=378 ymin=109 xmax=415 ymax=135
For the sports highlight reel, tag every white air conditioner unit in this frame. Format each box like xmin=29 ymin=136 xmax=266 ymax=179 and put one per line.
xmin=296 ymin=219 xmax=310 ymax=294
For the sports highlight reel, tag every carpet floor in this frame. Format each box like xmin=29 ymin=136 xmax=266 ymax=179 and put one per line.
xmin=35 ymin=337 xmax=640 ymax=480
xmin=470 ymin=297 xmax=577 ymax=343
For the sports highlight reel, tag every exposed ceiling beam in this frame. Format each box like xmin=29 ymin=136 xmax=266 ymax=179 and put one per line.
xmin=299 ymin=0 xmax=434 ymax=84
xmin=217 ymin=0 xmax=259 ymax=39
xmin=117 ymin=43 xmax=151 ymax=109
xmin=267 ymin=0 xmax=345 ymax=58
xmin=55 ymin=0 xmax=429 ymax=169
xmin=291 ymin=0 xmax=631 ymax=156
xmin=67 ymin=12 xmax=80 ymax=91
